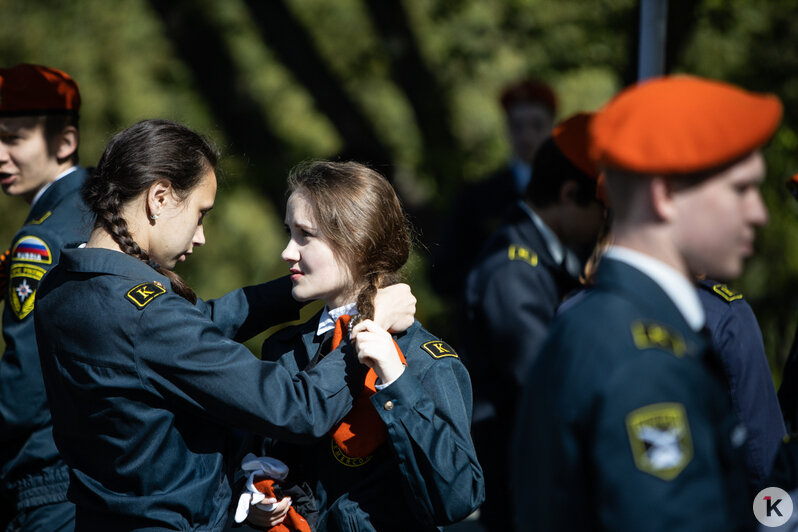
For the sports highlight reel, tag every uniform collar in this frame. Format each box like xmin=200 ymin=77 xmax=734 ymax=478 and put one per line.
xmin=58 ymin=245 xmax=172 ymax=288
xmin=518 ymin=200 xmax=582 ymax=279
xmin=317 ymin=302 xmax=358 ymax=336
xmin=26 ymin=166 xmax=86 ymax=223
xmin=604 ymin=246 xmax=705 ymax=331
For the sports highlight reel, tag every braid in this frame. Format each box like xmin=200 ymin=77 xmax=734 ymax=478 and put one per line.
xmin=351 ymin=271 xmax=403 ymax=327
xmin=352 ymin=273 xmax=379 ymax=327
xmin=94 ymin=191 xmax=197 ymax=304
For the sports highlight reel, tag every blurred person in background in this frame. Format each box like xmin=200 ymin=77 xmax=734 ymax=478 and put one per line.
xmin=462 ymin=112 xmax=605 ymax=531
xmin=430 ymin=79 xmax=557 ymax=307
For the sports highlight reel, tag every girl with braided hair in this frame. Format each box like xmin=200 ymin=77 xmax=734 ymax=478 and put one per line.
xmin=32 ymin=120 xmax=416 ymax=531
xmin=244 ymin=161 xmax=484 ymax=532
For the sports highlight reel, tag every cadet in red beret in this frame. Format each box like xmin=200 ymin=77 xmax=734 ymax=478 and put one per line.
xmin=463 ymin=112 xmax=605 ymax=532
xmin=513 ymin=75 xmax=781 ymax=531
xmin=0 ymin=64 xmax=91 ymax=532
xmin=430 ymin=78 xmax=558 ymax=307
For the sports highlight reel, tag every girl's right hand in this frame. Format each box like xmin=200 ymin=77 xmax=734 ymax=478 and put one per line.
xmin=350 ymin=319 xmax=405 ymax=385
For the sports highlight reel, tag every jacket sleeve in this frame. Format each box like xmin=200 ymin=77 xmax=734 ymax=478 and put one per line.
xmin=0 ymin=227 xmax=62 ymax=439
xmin=592 ymin=352 xmax=753 ymax=531
xmin=134 ymin=293 xmax=363 ymax=443
xmin=479 ymin=260 xmax=557 ymax=388
xmin=710 ymin=299 xmax=786 ymax=488
xmin=195 ymin=275 xmax=303 ymax=342
xmin=371 ymin=357 xmax=485 ymax=526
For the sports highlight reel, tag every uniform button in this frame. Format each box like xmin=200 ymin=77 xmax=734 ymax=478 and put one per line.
xmin=384 ymin=400 xmax=394 ymax=411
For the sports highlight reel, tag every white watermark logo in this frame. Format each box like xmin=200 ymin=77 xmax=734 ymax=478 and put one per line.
xmin=754 ymin=487 xmax=793 ymax=527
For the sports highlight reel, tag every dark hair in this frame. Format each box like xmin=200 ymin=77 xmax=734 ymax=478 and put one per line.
xmin=83 ymin=119 xmax=219 ymax=303
xmin=43 ymin=114 xmax=79 ymax=165
xmin=286 ymin=161 xmax=411 ymax=323
xmin=526 ymin=137 xmax=597 ymax=208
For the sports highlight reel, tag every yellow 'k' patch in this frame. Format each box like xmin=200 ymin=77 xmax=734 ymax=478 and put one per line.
xmin=126 ymin=282 xmax=166 ymax=308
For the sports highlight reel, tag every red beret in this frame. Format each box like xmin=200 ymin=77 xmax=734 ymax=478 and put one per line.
xmin=552 ymin=112 xmax=599 ymax=180
xmin=500 ymin=79 xmax=557 ymax=116
xmin=0 ymin=64 xmax=81 ymax=116
xmin=590 ymin=75 xmax=782 ymax=174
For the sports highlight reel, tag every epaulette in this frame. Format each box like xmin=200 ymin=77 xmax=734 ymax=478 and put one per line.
xmin=709 ymin=283 xmax=743 ymax=303
xmin=420 ymin=340 xmax=458 ymax=359
xmin=27 ymin=211 xmax=52 ymax=225
xmin=507 ymin=244 xmax=538 ymax=267
xmin=126 ymin=281 xmax=167 ymax=309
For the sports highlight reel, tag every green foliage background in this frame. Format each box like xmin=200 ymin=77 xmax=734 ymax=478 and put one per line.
xmin=2 ymin=0 xmax=798 ymax=377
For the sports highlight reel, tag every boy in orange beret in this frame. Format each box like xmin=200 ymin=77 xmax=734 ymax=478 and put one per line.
xmin=0 ymin=64 xmax=91 ymax=532
xmin=512 ymin=76 xmax=781 ymax=531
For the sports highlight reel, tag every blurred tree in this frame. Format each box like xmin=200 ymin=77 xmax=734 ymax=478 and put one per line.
xmin=1 ymin=0 xmax=797 ymax=378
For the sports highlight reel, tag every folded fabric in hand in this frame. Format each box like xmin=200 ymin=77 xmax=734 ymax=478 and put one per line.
xmin=234 ymin=453 xmax=311 ymax=532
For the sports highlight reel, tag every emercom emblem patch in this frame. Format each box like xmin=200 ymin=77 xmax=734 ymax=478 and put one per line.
xmin=9 ymin=263 xmax=46 ymax=320
xmin=126 ymin=282 xmax=166 ymax=309
xmin=421 ymin=340 xmax=458 ymax=359
xmin=626 ymin=402 xmax=693 ymax=481
xmin=331 ymin=439 xmax=373 ymax=468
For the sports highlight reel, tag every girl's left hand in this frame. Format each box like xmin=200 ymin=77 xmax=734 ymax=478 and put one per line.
xmin=350 ymin=319 xmax=405 ymax=384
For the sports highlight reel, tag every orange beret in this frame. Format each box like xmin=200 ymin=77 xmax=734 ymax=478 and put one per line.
xmin=500 ymin=79 xmax=557 ymax=116
xmin=590 ymin=75 xmax=782 ymax=174
xmin=0 ymin=64 xmax=81 ymax=116
xmin=552 ymin=112 xmax=599 ymax=180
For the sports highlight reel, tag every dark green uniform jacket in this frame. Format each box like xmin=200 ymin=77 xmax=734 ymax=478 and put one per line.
xmin=35 ymin=247 xmax=366 ymax=531
xmin=512 ymin=258 xmax=752 ymax=531
xmin=260 ymin=314 xmax=485 ymax=532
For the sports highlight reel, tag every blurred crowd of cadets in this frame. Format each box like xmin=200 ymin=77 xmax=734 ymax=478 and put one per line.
xmin=3 ymin=0 xmax=798 ymax=380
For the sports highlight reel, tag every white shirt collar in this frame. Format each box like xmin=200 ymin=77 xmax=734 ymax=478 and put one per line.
xmin=604 ymin=246 xmax=705 ymax=331
xmin=317 ymin=302 xmax=359 ymax=336
xmin=518 ymin=200 xmax=582 ymax=278
xmin=31 ymin=166 xmax=78 ymax=208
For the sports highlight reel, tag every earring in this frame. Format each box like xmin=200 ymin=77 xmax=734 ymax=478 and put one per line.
xmin=150 ymin=213 xmax=159 ymax=221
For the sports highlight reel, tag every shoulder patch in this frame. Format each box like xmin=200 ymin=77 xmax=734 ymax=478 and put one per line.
xmin=28 ymin=211 xmax=52 ymax=225
xmin=711 ymin=283 xmax=742 ymax=302
xmin=126 ymin=282 xmax=166 ymax=309
xmin=421 ymin=340 xmax=458 ymax=359
xmin=11 ymin=236 xmax=52 ymax=265
xmin=8 ymin=263 xmax=46 ymax=320
xmin=630 ymin=320 xmax=687 ymax=358
xmin=507 ymin=244 xmax=538 ymax=267
xmin=626 ymin=402 xmax=693 ymax=481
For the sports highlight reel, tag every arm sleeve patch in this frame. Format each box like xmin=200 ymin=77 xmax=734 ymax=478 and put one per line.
xmin=11 ymin=235 xmax=52 ymax=264
xmin=626 ymin=402 xmax=693 ymax=480
xmin=8 ymin=263 xmax=46 ymax=320
xmin=421 ymin=340 xmax=458 ymax=359
xmin=630 ymin=320 xmax=687 ymax=357
xmin=126 ymin=282 xmax=167 ymax=309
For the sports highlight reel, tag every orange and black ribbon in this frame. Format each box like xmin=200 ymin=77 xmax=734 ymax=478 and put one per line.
xmin=251 ymin=478 xmax=311 ymax=532
xmin=328 ymin=315 xmax=407 ymax=458
xmin=0 ymin=248 xmax=10 ymax=302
